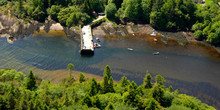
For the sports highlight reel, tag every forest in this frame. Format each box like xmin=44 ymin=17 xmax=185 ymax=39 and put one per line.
xmin=0 ymin=0 xmax=219 ymax=44
xmin=0 ymin=64 xmax=216 ymax=110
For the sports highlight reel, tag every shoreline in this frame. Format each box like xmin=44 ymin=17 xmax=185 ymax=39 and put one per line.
xmin=1 ymin=11 xmax=220 ymax=54
xmin=1 ymin=12 xmax=220 ymax=56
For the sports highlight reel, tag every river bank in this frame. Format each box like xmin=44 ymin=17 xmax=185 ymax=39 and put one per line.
xmin=1 ymin=11 xmax=220 ymax=53
xmin=0 ymin=12 xmax=81 ymax=43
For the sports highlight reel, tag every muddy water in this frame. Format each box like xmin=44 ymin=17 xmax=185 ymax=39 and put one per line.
xmin=0 ymin=33 xmax=220 ymax=108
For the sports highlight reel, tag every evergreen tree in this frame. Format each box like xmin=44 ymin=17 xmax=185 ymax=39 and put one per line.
xmin=120 ymin=76 xmax=130 ymax=87
xmin=108 ymin=77 xmax=115 ymax=92
xmin=103 ymin=73 xmax=109 ymax=93
xmin=82 ymin=0 xmax=91 ymax=14
xmin=141 ymin=0 xmax=151 ymax=22
xmin=151 ymin=83 xmax=165 ymax=103
xmin=168 ymin=85 xmax=173 ymax=92
xmin=105 ymin=3 xmax=117 ymax=21
xmin=103 ymin=65 xmax=115 ymax=93
xmin=144 ymin=73 xmax=152 ymax=89
xmin=79 ymin=72 xmax=86 ymax=83
xmin=17 ymin=0 xmax=24 ymax=18
xmin=67 ymin=63 xmax=74 ymax=78
xmin=155 ymin=75 xmax=165 ymax=86
xmin=89 ymin=78 xmax=98 ymax=96
xmin=104 ymin=65 xmax=112 ymax=80
xmin=105 ymin=102 xmax=115 ymax=110
xmin=121 ymin=0 xmax=141 ymax=20
xmin=82 ymin=94 xmax=93 ymax=107
xmin=108 ymin=0 xmax=123 ymax=9
xmin=25 ymin=70 xmax=36 ymax=90
xmin=93 ymin=96 xmax=101 ymax=109
xmin=123 ymin=81 xmax=142 ymax=108
xmin=145 ymin=98 xmax=159 ymax=110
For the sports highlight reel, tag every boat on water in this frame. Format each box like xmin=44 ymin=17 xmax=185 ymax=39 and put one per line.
xmin=128 ymin=48 xmax=133 ymax=51
xmin=96 ymin=37 xmax=100 ymax=42
xmin=94 ymin=43 xmax=101 ymax=48
xmin=153 ymin=52 xmax=159 ymax=55
xmin=154 ymin=38 xmax=158 ymax=42
xmin=150 ymin=32 xmax=156 ymax=37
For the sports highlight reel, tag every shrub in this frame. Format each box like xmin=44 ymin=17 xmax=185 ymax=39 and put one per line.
xmin=91 ymin=18 xmax=106 ymax=28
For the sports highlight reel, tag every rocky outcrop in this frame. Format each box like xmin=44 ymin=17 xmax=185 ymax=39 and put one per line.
xmin=0 ymin=12 xmax=80 ymax=42
xmin=92 ymin=22 xmax=157 ymax=37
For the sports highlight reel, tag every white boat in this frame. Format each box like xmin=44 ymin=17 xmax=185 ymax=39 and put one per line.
xmin=154 ymin=38 xmax=158 ymax=42
xmin=94 ymin=43 xmax=101 ymax=48
xmin=150 ymin=32 xmax=156 ymax=37
xmin=153 ymin=52 xmax=159 ymax=55
xmin=128 ymin=48 xmax=133 ymax=51
xmin=96 ymin=37 xmax=100 ymax=42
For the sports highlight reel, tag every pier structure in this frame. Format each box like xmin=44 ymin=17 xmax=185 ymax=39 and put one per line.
xmin=80 ymin=25 xmax=94 ymax=55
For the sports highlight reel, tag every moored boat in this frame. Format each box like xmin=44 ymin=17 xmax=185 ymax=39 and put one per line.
xmin=153 ymin=52 xmax=159 ymax=55
xmin=128 ymin=48 xmax=133 ymax=51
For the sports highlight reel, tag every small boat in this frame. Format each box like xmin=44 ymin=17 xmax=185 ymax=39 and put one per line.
xmin=128 ymin=48 xmax=133 ymax=51
xmin=150 ymin=32 xmax=156 ymax=37
xmin=96 ymin=37 xmax=100 ymax=42
xmin=94 ymin=43 xmax=101 ymax=48
xmin=153 ymin=52 xmax=159 ymax=55
xmin=154 ymin=38 xmax=158 ymax=42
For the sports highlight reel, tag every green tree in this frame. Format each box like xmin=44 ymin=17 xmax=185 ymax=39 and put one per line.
xmin=108 ymin=77 xmax=115 ymax=93
xmin=105 ymin=102 xmax=115 ymax=110
xmin=105 ymin=3 xmax=117 ymax=21
xmin=168 ymin=85 xmax=173 ymax=92
xmin=123 ymin=81 xmax=142 ymax=108
xmin=67 ymin=63 xmax=74 ymax=78
xmin=48 ymin=5 xmax=61 ymax=21
xmin=194 ymin=30 xmax=204 ymax=40
xmin=150 ymin=11 xmax=166 ymax=30
xmin=141 ymin=0 xmax=151 ymax=22
xmin=25 ymin=70 xmax=36 ymax=90
xmin=89 ymin=78 xmax=98 ymax=96
xmin=120 ymin=0 xmax=141 ymax=20
xmin=0 ymin=0 xmax=7 ymax=6
xmin=82 ymin=94 xmax=93 ymax=107
xmin=17 ymin=0 xmax=24 ymax=18
xmin=93 ymin=96 xmax=101 ymax=109
xmin=108 ymin=0 xmax=123 ymax=9
xmin=79 ymin=72 xmax=86 ymax=83
xmin=31 ymin=6 xmax=46 ymax=22
xmin=103 ymin=65 xmax=115 ymax=93
xmin=151 ymin=83 xmax=165 ymax=103
xmin=144 ymin=73 xmax=152 ymax=89
xmin=120 ymin=76 xmax=130 ymax=87
xmin=82 ymin=0 xmax=91 ymax=14
xmin=104 ymin=65 xmax=112 ymax=79
xmin=103 ymin=73 xmax=109 ymax=93
xmin=145 ymin=98 xmax=159 ymax=110
xmin=155 ymin=75 xmax=165 ymax=86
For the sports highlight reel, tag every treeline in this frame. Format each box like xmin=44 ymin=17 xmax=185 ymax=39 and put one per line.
xmin=0 ymin=64 xmax=215 ymax=110
xmin=109 ymin=0 xmax=197 ymax=31
xmin=192 ymin=3 xmax=220 ymax=45
xmin=0 ymin=0 xmax=106 ymax=26
xmin=0 ymin=0 xmax=219 ymax=45
xmin=105 ymin=0 xmax=219 ymax=45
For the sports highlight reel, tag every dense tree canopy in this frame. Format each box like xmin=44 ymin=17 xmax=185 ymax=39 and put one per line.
xmin=0 ymin=0 xmax=219 ymax=44
xmin=0 ymin=65 xmax=215 ymax=110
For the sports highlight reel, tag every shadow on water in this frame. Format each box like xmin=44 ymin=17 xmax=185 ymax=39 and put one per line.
xmin=80 ymin=54 xmax=95 ymax=58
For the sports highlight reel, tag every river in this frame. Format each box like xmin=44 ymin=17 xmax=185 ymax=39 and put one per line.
xmin=0 ymin=32 xmax=220 ymax=108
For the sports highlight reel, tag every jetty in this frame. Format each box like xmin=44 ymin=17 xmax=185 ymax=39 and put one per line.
xmin=80 ymin=15 xmax=106 ymax=55
xmin=80 ymin=25 xmax=94 ymax=55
